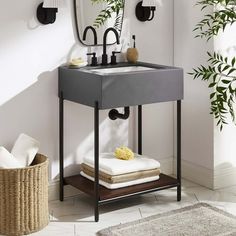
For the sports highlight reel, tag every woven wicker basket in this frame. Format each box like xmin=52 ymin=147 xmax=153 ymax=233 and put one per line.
xmin=0 ymin=154 xmax=49 ymax=236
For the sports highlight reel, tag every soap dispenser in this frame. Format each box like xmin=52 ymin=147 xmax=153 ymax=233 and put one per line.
xmin=126 ymin=35 xmax=139 ymax=63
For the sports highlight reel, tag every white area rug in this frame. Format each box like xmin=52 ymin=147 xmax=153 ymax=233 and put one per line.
xmin=97 ymin=203 xmax=236 ymax=236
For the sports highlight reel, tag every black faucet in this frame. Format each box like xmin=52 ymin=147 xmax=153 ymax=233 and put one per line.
xmin=102 ymin=27 xmax=120 ymax=66
xmin=83 ymin=26 xmax=97 ymax=45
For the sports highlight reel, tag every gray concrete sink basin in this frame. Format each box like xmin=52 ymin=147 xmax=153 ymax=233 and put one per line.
xmin=89 ymin=66 xmax=156 ymax=75
xmin=59 ymin=62 xmax=183 ymax=109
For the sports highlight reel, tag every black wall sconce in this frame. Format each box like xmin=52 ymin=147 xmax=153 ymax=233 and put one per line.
xmin=37 ymin=0 xmax=65 ymax=25
xmin=135 ymin=0 xmax=159 ymax=22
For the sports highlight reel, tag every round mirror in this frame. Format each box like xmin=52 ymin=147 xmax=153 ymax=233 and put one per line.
xmin=73 ymin=0 xmax=125 ymax=46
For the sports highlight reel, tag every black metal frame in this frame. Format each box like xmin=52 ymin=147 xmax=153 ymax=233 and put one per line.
xmin=94 ymin=101 xmax=99 ymax=222
xmin=59 ymin=96 xmax=182 ymax=221
xmin=138 ymin=105 xmax=142 ymax=155
xmin=177 ymin=100 xmax=181 ymax=201
xmin=59 ymin=92 xmax=64 ymax=202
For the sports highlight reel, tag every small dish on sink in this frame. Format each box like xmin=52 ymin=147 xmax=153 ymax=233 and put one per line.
xmin=68 ymin=58 xmax=88 ymax=68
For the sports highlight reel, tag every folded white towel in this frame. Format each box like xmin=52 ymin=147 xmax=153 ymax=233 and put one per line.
xmin=80 ymin=171 xmax=159 ymax=189
xmin=11 ymin=133 xmax=40 ymax=167
xmin=83 ymin=153 xmax=160 ymax=176
xmin=0 ymin=147 xmax=22 ymax=169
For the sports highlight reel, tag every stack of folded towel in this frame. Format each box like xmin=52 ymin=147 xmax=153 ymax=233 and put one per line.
xmin=0 ymin=134 xmax=40 ymax=169
xmin=80 ymin=153 xmax=161 ymax=189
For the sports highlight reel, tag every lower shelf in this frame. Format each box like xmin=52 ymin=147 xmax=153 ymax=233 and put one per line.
xmin=64 ymin=173 xmax=179 ymax=202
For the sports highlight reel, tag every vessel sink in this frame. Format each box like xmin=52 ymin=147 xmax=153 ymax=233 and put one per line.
xmin=59 ymin=62 xmax=183 ymax=109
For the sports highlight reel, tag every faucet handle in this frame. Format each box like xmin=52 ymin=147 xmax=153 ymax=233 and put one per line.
xmin=110 ymin=51 xmax=121 ymax=65
xmin=87 ymin=52 xmax=98 ymax=66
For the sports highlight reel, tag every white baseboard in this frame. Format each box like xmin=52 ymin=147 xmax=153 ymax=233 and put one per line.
xmin=174 ymin=159 xmax=214 ymax=189
xmin=48 ymin=180 xmax=59 ymax=201
xmin=48 ymin=156 xmax=174 ymax=201
xmin=158 ymin=156 xmax=174 ymax=175
xmin=214 ymin=164 xmax=236 ymax=189
xmin=49 ymin=180 xmax=82 ymax=201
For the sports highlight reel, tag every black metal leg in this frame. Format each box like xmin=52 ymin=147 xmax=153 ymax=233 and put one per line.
xmin=138 ymin=105 xmax=142 ymax=155
xmin=59 ymin=91 xmax=64 ymax=202
xmin=94 ymin=101 xmax=99 ymax=222
xmin=177 ymin=100 xmax=181 ymax=201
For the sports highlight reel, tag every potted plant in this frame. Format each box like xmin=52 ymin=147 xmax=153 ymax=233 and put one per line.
xmin=189 ymin=0 xmax=236 ymax=130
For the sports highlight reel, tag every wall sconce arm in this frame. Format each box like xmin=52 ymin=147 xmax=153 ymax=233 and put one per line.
xmin=147 ymin=7 xmax=156 ymax=21
xmin=135 ymin=0 xmax=157 ymax=22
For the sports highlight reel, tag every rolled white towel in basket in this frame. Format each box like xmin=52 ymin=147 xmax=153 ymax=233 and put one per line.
xmin=11 ymin=133 xmax=40 ymax=167
xmin=0 ymin=147 xmax=22 ymax=169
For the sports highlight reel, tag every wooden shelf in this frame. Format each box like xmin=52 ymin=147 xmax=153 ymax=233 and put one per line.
xmin=64 ymin=173 xmax=179 ymax=202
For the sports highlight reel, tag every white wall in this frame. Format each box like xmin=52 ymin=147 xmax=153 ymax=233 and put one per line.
xmin=174 ymin=0 xmax=215 ymax=187
xmin=174 ymin=1 xmax=236 ymax=189
xmin=0 ymin=0 xmax=77 ymax=180
xmin=0 ymin=0 xmax=174 ymax=189
xmin=126 ymin=0 xmax=174 ymax=167
xmin=213 ymin=18 xmax=236 ymax=188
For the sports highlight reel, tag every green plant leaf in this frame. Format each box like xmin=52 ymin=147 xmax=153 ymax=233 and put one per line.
xmin=194 ymin=2 xmax=236 ymax=41
xmin=232 ymin=57 xmax=236 ymax=67
xmin=92 ymin=0 xmax=124 ymax=31
xmin=209 ymin=82 xmax=216 ymax=87
xmin=189 ymin=50 xmax=236 ymax=130
xmin=222 ymin=79 xmax=231 ymax=84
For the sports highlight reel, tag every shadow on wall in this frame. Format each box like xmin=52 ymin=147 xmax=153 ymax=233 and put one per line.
xmin=0 ymin=70 xmax=59 ymax=179
xmin=0 ymin=0 xmax=77 ymax=107
xmin=0 ymin=69 xmax=131 ymax=180
xmin=0 ymin=70 xmax=57 ymax=147
xmin=1 ymin=0 xmax=41 ymax=30
xmin=54 ymin=113 xmax=130 ymax=178
xmin=0 ymin=0 xmax=132 ymax=181
xmin=27 ymin=1 xmax=42 ymax=30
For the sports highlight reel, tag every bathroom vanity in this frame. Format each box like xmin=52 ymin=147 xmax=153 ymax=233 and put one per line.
xmin=58 ymin=61 xmax=183 ymax=222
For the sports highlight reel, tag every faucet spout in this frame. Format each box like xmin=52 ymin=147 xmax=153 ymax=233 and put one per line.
xmin=102 ymin=27 xmax=120 ymax=66
xmin=83 ymin=26 xmax=98 ymax=45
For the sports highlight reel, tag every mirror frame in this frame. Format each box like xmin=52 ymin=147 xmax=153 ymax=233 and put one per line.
xmin=73 ymin=0 xmax=125 ymax=46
